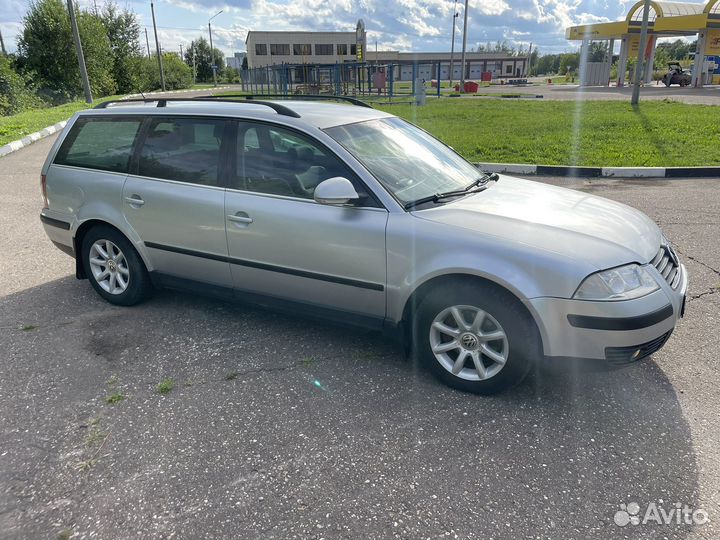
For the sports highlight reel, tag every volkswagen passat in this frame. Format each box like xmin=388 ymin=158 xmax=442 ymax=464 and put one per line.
xmin=39 ymin=97 xmax=687 ymax=394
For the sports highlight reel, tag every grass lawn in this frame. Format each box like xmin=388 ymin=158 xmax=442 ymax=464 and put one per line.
xmin=375 ymin=98 xmax=720 ymax=167
xmin=0 ymin=95 xmax=120 ymax=147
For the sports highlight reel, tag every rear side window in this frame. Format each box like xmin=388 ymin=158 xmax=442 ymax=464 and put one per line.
xmin=54 ymin=117 xmax=142 ymax=173
xmin=138 ymin=117 xmax=227 ymax=186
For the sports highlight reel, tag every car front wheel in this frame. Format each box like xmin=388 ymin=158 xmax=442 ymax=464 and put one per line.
xmin=414 ymin=282 xmax=539 ymax=394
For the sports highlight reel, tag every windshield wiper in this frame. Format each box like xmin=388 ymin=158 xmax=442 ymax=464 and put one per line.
xmin=463 ymin=172 xmax=499 ymax=191
xmin=404 ymin=185 xmax=489 ymax=210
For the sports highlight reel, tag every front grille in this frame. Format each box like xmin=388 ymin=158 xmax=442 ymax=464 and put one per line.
xmin=650 ymin=245 xmax=681 ymax=290
xmin=605 ymin=331 xmax=673 ymax=365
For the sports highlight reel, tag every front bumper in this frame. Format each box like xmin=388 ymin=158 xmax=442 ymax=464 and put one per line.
xmin=530 ymin=263 xmax=688 ymax=362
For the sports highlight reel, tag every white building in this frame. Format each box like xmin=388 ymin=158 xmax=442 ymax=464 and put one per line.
xmin=245 ymin=24 xmax=528 ymax=81
xmin=245 ymin=30 xmax=361 ymax=69
xmin=226 ymin=52 xmax=247 ymax=70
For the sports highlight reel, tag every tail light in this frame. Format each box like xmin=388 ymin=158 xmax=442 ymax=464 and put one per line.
xmin=41 ymin=174 xmax=49 ymax=209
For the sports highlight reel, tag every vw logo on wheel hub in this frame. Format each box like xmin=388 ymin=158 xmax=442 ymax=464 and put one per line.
xmin=460 ymin=333 xmax=479 ymax=350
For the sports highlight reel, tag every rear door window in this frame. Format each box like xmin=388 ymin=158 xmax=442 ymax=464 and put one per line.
xmin=138 ymin=117 xmax=227 ymax=186
xmin=54 ymin=117 xmax=142 ymax=173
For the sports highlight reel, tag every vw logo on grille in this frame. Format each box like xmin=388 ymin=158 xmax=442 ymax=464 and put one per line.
xmin=461 ymin=334 xmax=479 ymax=349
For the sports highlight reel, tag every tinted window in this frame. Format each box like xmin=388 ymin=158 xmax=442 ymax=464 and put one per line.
xmin=138 ymin=117 xmax=226 ymax=186
xmin=270 ymin=44 xmax=290 ymax=55
xmin=337 ymin=44 xmax=348 ymax=55
xmin=255 ymin=44 xmax=267 ymax=55
xmin=315 ymin=44 xmax=333 ymax=55
xmin=55 ymin=117 xmax=141 ymax=173
xmin=233 ymin=122 xmax=374 ymax=205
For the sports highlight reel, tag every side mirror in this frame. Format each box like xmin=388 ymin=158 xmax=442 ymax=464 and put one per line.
xmin=314 ymin=177 xmax=359 ymax=206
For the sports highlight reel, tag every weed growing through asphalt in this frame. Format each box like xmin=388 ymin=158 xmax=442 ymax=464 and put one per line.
xmin=21 ymin=324 xmax=38 ymax=331
xmin=84 ymin=425 xmax=107 ymax=448
xmin=105 ymin=393 xmax=125 ymax=405
xmin=156 ymin=378 xmax=174 ymax=395
xmin=300 ymin=357 xmax=315 ymax=366
xmin=225 ymin=371 xmax=239 ymax=381
xmin=57 ymin=529 xmax=72 ymax=540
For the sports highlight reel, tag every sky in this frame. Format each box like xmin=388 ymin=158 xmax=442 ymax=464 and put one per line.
xmin=0 ymin=0 xmax=642 ymax=58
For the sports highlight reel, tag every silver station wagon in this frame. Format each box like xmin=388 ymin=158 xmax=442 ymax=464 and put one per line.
xmin=40 ymin=96 xmax=687 ymax=394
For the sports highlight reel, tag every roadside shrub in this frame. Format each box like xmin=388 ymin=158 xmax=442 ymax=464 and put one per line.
xmin=134 ymin=54 xmax=192 ymax=92
xmin=0 ymin=55 xmax=45 ymax=116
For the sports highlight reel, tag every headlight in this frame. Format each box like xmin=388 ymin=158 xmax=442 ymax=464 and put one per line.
xmin=573 ymin=264 xmax=659 ymax=301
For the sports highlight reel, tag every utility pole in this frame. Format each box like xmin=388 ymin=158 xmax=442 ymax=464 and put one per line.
xmin=150 ymin=1 xmax=165 ymax=91
xmin=0 ymin=28 xmax=7 ymax=56
xmin=449 ymin=0 xmax=458 ymax=87
xmin=208 ymin=10 xmax=223 ymax=87
xmin=459 ymin=0 xmax=469 ymax=91
xmin=527 ymin=42 xmax=533 ymax=77
xmin=144 ymin=28 xmax=151 ymax=58
xmin=66 ymin=0 xmax=93 ymax=104
xmin=192 ymin=44 xmax=196 ymax=84
xmin=631 ymin=0 xmax=651 ymax=105
xmin=179 ymin=44 xmax=183 ymax=60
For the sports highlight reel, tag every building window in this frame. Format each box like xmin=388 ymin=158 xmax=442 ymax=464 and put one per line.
xmin=255 ymin=44 xmax=267 ymax=56
xmin=505 ymin=64 xmax=513 ymax=74
xmin=293 ymin=44 xmax=312 ymax=56
xmin=315 ymin=44 xmax=333 ymax=55
xmin=337 ymin=44 xmax=348 ymax=55
xmin=350 ymin=44 xmax=357 ymax=56
xmin=270 ymin=44 xmax=290 ymax=55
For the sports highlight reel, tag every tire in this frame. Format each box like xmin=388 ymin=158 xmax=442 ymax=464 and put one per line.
xmin=81 ymin=225 xmax=152 ymax=306
xmin=412 ymin=282 xmax=540 ymax=394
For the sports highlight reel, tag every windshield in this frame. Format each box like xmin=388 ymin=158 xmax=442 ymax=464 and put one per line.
xmin=325 ymin=117 xmax=483 ymax=205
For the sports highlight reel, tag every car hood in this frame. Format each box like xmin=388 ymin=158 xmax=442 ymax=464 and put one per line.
xmin=412 ymin=175 xmax=662 ymax=270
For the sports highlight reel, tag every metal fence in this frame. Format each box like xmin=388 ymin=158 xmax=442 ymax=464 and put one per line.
xmin=239 ymin=61 xmax=450 ymax=99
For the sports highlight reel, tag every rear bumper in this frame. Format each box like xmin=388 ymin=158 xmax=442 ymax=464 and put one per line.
xmin=530 ymin=263 xmax=687 ymax=362
xmin=40 ymin=211 xmax=74 ymax=256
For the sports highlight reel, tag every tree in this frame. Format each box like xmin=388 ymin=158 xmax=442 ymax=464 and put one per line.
xmin=559 ymin=52 xmax=580 ymax=75
xmin=134 ymin=53 xmax=191 ymax=91
xmin=17 ymin=0 xmax=116 ymax=101
xmin=184 ymin=37 xmax=225 ymax=83
xmin=100 ymin=2 xmax=142 ymax=93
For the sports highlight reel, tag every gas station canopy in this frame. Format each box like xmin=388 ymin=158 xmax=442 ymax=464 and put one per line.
xmin=566 ymin=0 xmax=720 ymax=39
xmin=566 ymin=1 xmax=720 ymax=87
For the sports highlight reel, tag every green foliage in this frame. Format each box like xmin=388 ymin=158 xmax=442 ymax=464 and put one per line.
xmin=77 ymin=10 xmax=117 ymax=96
xmin=0 ymin=55 xmax=45 ymax=116
xmin=133 ymin=54 xmax=192 ymax=91
xmin=100 ymin=2 xmax=142 ymax=93
xmin=17 ymin=0 xmax=116 ymax=101
xmin=156 ymin=378 xmax=174 ymax=395
xmin=184 ymin=37 xmax=225 ymax=83
xmin=559 ymin=53 xmax=580 ymax=75
xmin=224 ymin=67 xmax=240 ymax=84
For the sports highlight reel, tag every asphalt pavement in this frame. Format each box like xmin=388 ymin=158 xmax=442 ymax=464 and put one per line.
xmin=1 ymin=134 xmax=719 ymax=539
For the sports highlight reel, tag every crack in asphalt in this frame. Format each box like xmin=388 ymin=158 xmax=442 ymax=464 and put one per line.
xmin=673 ymin=246 xmax=720 ymax=278
xmin=688 ymin=288 xmax=719 ymax=302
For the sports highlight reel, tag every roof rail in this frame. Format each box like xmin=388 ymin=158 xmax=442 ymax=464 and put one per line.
xmin=208 ymin=93 xmax=374 ymax=109
xmin=93 ymin=97 xmax=301 ymax=118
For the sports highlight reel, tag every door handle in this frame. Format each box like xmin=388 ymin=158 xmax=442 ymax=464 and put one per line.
xmin=227 ymin=213 xmax=253 ymax=225
xmin=124 ymin=195 xmax=145 ymax=207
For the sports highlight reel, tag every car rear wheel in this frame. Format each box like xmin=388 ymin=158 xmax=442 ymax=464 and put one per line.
xmin=414 ymin=282 xmax=539 ymax=394
xmin=82 ymin=225 xmax=151 ymax=306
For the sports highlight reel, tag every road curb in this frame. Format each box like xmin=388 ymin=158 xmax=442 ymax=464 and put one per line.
xmin=0 ymin=87 xmax=233 ymax=158
xmin=478 ymin=162 xmax=720 ymax=179
xmin=0 ymin=121 xmax=67 ymax=158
